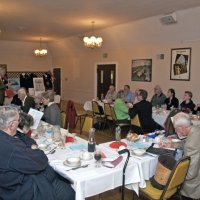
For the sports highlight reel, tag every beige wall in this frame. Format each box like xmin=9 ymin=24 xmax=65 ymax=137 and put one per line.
xmin=0 ymin=40 xmax=52 ymax=71
xmin=1 ymin=6 xmax=200 ymax=104
xmin=50 ymin=6 xmax=200 ymax=103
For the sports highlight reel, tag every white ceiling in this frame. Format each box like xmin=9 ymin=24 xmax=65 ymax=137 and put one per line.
xmin=0 ymin=0 xmax=200 ymax=42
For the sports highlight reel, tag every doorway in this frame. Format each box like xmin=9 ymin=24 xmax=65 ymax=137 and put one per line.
xmin=96 ymin=64 xmax=116 ymax=99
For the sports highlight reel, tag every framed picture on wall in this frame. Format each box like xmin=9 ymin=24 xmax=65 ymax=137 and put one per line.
xmin=131 ymin=59 xmax=152 ymax=82
xmin=170 ymin=48 xmax=191 ymax=81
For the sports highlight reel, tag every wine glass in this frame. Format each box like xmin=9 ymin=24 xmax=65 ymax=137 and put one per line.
xmin=94 ymin=150 xmax=102 ymax=168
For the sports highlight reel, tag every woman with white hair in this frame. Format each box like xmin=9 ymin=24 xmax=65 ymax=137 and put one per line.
xmin=114 ymin=90 xmax=130 ymax=124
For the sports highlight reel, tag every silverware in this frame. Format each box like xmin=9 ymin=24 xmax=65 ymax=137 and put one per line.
xmin=66 ymin=164 xmax=89 ymax=171
xmin=46 ymin=147 xmax=56 ymax=155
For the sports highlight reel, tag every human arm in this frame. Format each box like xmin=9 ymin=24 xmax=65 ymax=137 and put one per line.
xmin=9 ymin=145 xmax=48 ymax=174
xmin=184 ymin=130 xmax=200 ymax=180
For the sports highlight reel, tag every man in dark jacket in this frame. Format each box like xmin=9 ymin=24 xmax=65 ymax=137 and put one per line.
xmin=0 ymin=106 xmax=75 ymax=200
xmin=129 ymin=89 xmax=162 ymax=133
xmin=18 ymin=87 xmax=35 ymax=113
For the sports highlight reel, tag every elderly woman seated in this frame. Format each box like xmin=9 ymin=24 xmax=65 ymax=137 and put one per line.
xmin=41 ymin=90 xmax=61 ymax=126
xmin=114 ymin=90 xmax=130 ymax=124
xmin=0 ymin=106 xmax=75 ymax=200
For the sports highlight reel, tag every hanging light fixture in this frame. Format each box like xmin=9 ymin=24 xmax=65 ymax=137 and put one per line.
xmin=83 ymin=21 xmax=103 ymax=49
xmin=34 ymin=38 xmax=48 ymax=56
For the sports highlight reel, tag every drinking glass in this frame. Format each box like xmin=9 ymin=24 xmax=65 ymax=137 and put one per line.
xmin=94 ymin=150 xmax=102 ymax=168
xmin=197 ymin=111 xmax=200 ymax=120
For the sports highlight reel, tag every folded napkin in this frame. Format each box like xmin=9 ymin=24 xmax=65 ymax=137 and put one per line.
xmin=65 ymin=136 xmax=74 ymax=143
xmin=102 ymin=156 xmax=123 ymax=168
xmin=69 ymin=144 xmax=87 ymax=151
xmin=109 ymin=141 xmax=127 ymax=149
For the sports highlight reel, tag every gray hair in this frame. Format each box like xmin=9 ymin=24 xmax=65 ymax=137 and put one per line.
xmin=0 ymin=106 xmax=19 ymax=130
xmin=42 ymin=90 xmax=55 ymax=102
xmin=117 ymin=90 xmax=125 ymax=99
xmin=172 ymin=112 xmax=192 ymax=128
xmin=18 ymin=112 xmax=34 ymax=130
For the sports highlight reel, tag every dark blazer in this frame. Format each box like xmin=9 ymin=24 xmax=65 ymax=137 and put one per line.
xmin=22 ymin=96 xmax=35 ymax=113
xmin=129 ymin=100 xmax=161 ymax=133
xmin=180 ymin=100 xmax=195 ymax=113
xmin=165 ymin=97 xmax=179 ymax=110
xmin=0 ymin=130 xmax=55 ymax=200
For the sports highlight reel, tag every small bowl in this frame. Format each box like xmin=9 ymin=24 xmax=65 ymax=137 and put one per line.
xmin=66 ymin=157 xmax=81 ymax=167
xmin=132 ymin=149 xmax=146 ymax=156
xmin=80 ymin=152 xmax=93 ymax=161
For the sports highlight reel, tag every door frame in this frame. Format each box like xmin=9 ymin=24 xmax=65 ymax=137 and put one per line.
xmin=94 ymin=62 xmax=118 ymax=99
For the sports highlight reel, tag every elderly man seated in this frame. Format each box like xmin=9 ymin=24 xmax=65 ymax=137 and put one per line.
xmin=17 ymin=87 xmax=35 ymax=113
xmin=173 ymin=112 xmax=200 ymax=200
xmin=123 ymin=84 xmax=134 ymax=103
xmin=129 ymin=89 xmax=162 ymax=134
xmin=105 ymin=85 xmax=117 ymax=103
xmin=0 ymin=106 xmax=75 ymax=200
xmin=151 ymin=85 xmax=166 ymax=107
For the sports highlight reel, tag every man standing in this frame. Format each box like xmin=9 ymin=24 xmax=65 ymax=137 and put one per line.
xmin=173 ymin=112 xmax=200 ymax=200
xmin=0 ymin=106 xmax=75 ymax=200
xmin=18 ymin=87 xmax=35 ymax=113
xmin=151 ymin=85 xmax=166 ymax=107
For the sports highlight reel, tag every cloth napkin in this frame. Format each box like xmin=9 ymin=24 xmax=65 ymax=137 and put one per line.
xmin=69 ymin=144 xmax=87 ymax=151
xmin=65 ymin=136 xmax=74 ymax=143
xmin=109 ymin=141 xmax=127 ymax=149
xmin=102 ymin=156 xmax=123 ymax=168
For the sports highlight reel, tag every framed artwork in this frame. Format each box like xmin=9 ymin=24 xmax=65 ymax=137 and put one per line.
xmin=131 ymin=59 xmax=152 ymax=82
xmin=170 ymin=48 xmax=191 ymax=81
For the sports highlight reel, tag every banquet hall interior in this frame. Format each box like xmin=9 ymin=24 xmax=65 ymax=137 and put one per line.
xmin=1 ymin=0 xmax=200 ymax=200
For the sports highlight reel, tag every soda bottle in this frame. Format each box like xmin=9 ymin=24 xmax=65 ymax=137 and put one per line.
xmin=88 ymin=128 xmax=96 ymax=152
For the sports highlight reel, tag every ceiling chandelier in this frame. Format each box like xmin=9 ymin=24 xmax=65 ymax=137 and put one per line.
xmin=83 ymin=21 xmax=103 ymax=49
xmin=34 ymin=38 xmax=48 ymax=56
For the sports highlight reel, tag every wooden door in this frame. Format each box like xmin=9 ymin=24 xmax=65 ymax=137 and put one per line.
xmin=97 ymin=64 xmax=116 ymax=99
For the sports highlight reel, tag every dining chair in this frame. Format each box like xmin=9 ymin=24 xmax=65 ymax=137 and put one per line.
xmin=91 ymin=101 xmax=105 ymax=130
xmin=74 ymin=104 xmax=87 ymax=134
xmin=110 ymin=106 xmax=130 ymax=131
xmin=60 ymin=111 xmax=66 ymax=128
xmin=130 ymin=114 xmax=143 ymax=134
xmin=139 ymin=156 xmax=191 ymax=200
xmin=82 ymin=116 xmax=94 ymax=134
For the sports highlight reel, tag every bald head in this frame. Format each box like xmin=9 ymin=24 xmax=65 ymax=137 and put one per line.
xmin=154 ymin=85 xmax=162 ymax=95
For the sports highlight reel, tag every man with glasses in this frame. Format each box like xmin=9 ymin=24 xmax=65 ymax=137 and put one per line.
xmin=173 ymin=112 xmax=200 ymax=200
xmin=0 ymin=106 xmax=75 ymax=200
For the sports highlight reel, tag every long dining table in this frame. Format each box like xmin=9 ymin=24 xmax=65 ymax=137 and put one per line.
xmin=35 ymin=122 xmax=158 ymax=200
xmin=84 ymin=100 xmax=200 ymax=128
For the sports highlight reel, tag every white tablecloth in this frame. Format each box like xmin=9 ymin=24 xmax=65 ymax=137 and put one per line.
xmin=35 ymin=124 xmax=157 ymax=200
xmin=83 ymin=100 xmax=104 ymax=111
xmin=152 ymin=110 xmax=200 ymax=127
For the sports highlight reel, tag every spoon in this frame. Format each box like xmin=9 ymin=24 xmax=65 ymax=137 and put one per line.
xmin=66 ymin=164 xmax=89 ymax=171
